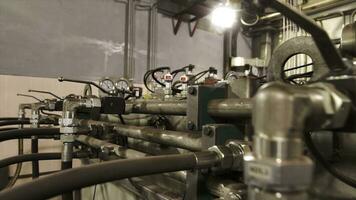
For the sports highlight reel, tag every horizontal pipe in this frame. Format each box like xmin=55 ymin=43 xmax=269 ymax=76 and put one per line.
xmin=0 ymin=120 xmax=30 ymax=127
xmin=0 ymin=118 xmax=29 ymax=121
xmin=208 ymin=98 xmax=252 ymax=118
xmin=0 ymin=128 xmax=60 ymax=142
xmin=260 ymin=0 xmax=355 ymax=22
xmin=78 ymin=120 xmax=202 ymax=151
xmin=0 ymin=152 xmax=219 ymax=200
xmin=76 ymin=135 xmax=187 ymax=182
xmin=125 ymin=100 xmax=187 ymax=115
xmin=0 ymin=152 xmax=88 ymax=169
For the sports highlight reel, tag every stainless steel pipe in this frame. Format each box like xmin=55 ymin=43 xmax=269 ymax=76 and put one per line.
xmin=75 ymin=135 xmax=187 ymax=182
xmin=126 ymin=98 xmax=252 ymax=118
xmin=78 ymin=120 xmax=202 ymax=151
xmin=125 ymin=100 xmax=187 ymax=115
xmin=260 ymin=0 xmax=355 ymax=22
xmin=207 ymin=98 xmax=252 ymax=118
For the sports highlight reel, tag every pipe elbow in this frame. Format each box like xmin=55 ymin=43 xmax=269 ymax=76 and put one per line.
xmin=253 ymin=82 xmax=311 ymax=139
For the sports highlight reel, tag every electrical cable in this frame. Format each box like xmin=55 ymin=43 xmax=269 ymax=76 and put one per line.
xmin=151 ymin=67 xmax=170 ymax=87
xmin=143 ymin=70 xmax=155 ymax=93
xmin=189 ymin=70 xmax=209 ymax=83
xmin=119 ymin=115 xmax=126 ymax=125
xmin=303 ymin=132 xmax=356 ymax=188
xmin=0 ymin=152 xmax=219 ymax=200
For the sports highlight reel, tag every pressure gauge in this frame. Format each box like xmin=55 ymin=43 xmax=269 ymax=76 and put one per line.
xmin=99 ymin=78 xmax=116 ymax=94
xmin=115 ymin=78 xmax=131 ymax=91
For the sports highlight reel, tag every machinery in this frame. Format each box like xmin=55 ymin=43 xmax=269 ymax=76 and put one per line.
xmin=0 ymin=0 xmax=356 ymax=200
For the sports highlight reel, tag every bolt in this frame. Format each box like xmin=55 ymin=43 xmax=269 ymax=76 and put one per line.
xmin=187 ymin=121 xmax=195 ymax=130
xmin=188 ymin=87 xmax=196 ymax=95
xmin=203 ymin=127 xmax=214 ymax=136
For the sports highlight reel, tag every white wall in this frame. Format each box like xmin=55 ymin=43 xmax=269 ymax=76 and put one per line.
xmin=0 ymin=75 xmax=83 ymax=194
xmin=0 ymin=0 xmax=227 ymax=82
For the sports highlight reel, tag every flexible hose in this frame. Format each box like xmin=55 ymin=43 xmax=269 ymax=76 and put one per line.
xmin=0 ymin=128 xmax=60 ymax=142
xmin=0 ymin=152 xmax=88 ymax=169
xmin=0 ymin=152 xmax=219 ymax=200
xmin=304 ymin=132 xmax=356 ymax=188
xmin=0 ymin=120 xmax=30 ymax=127
xmin=31 ymin=137 xmax=39 ymax=179
xmin=6 ymin=139 xmax=23 ymax=188
xmin=61 ymin=161 xmax=74 ymax=200
xmin=0 ymin=118 xmax=29 ymax=121
xmin=0 ymin=128 xmax=18 ymax=132
xmin=0 ymin=120 xmax=55 ymax=127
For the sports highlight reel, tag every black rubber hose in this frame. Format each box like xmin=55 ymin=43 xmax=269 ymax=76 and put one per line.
xmin=61 ymin=161 xmax=74 ymax=200
xmin=0 ymin=128 xmax=60 ymax=142
xmin=6 ymin=138 xmax=23 ymax=188
xmin=0 ymin=152 xmax=88 ymax=169
xmin=0 ymin=120 xmax=30 ymax=127
xmin=0 ymin=128 xmax=18 ymax=132
xmin=303 ymin=132 xmax=356 ymax=188
xmin=0 ymin=120 xmax=55 ymax=127
xmin=0 ymin=152 xmax=218 ymax=200
xmin=0 ymin=118 xmax=29 ymax=121
xmin=31 ymin=137 xmax=39 ymax=179
xmin=151 ymin=66 xmax=170 ymax=87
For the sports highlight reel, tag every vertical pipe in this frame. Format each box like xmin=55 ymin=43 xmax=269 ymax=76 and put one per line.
xmin=31 ymin=137 xmax=39 ymax=179
xmin=124 ymin=0 xmax=136 ymax=79
xmin=231 ymin=25 xmax=239 ymax=57
xmin=223 ymin=30 xmax=231 ymax=76
xmin=31 ymin=110 xmax=39 ymax=179
xmin=61 ymin=142 xmax=74 ymax=200
xmin=147 ymin=1 xmax=157 ymax=71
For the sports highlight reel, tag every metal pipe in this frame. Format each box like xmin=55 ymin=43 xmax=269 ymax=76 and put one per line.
xmin=147 ymin=1 xmax=157 ymax=71
xmin=124 ymin=0 xmax=136 ymax=79
xmin=208 ymin=98 xmax=252 ymax=118
xmin=260 ymin=0 xmax=355 ymax=22
xmin=125 ymin=100 xmax=187 ymax=115
xmin=245 ymin=82 xmax=352 ymax=199
xmin=76 ymin=135 xmax=187 ymax=182
xmin=78 ymin=120 xmax=202 ymax=151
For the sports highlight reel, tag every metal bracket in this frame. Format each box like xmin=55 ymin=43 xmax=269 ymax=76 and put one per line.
xmin=172 ymin=17 xmax=183 ymax=35
xmin=188 ymin=19 xmax=199 ymax=37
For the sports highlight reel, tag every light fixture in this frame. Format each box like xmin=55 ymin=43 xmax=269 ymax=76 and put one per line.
xmin=211 ymin=1 xmax=237 ymax=29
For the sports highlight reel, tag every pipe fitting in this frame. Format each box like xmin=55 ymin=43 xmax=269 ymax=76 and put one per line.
xmin=60 ymin=96 xmax=101 ymax=134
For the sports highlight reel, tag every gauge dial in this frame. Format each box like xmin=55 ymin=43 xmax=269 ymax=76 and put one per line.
xmin=115 ymin=79 xmax=130 ymax=91
xmin=99 ymin=79 xmax=115 ymax=93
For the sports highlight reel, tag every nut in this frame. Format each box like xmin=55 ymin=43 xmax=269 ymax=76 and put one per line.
xmin=208 ymin=146 xmax=233 ymax=170
xmin=226 ymin=140 xmax=252 ymax=171
xmin=244 ymin=156 xmax=313 ymax=189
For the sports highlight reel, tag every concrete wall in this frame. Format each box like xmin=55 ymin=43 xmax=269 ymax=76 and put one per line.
xmin=0 ymin=0 xmax=233 ymax=81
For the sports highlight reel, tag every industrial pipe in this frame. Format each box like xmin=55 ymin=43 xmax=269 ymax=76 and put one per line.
xmin=76 ymin=135 xmax=186 ymax=182
xmin=0 ymin=117 xmax=29 ymax=121
xmin=0 ymin=152 xmax=220 ymax=200
xmin=78 ymin=120 xmax=202 ymax=151
xmin=0 ymin=120 xmax=30 ymax=127
xmin=208 ymin=98 xmax=252 ymax=118
xmin=260 ymin=0 xmax=355 ymax=22
xmin=0 ymin=128 xmax=60 ymax=142
xmin=0 ymin=152 xmax=88 ymax=169
xmin=245 ymin=82 xmax=351 ymax=199
xmin=125 ymin=100 xmax=187 ymax=115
